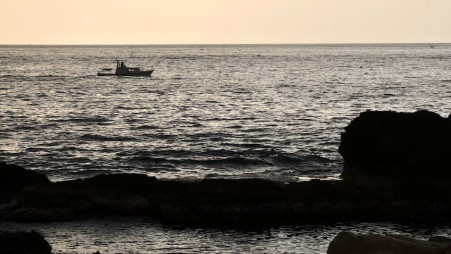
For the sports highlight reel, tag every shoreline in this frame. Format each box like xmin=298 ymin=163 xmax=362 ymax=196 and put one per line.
xmin=2 ymin=110 xmax=451 ymax=227
xmin=2 ymin=165 xmax=451 ymax=227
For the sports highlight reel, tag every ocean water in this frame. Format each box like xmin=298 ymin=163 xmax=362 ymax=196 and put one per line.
xmin=1 ymin=44 xmax=451 ymax=182
xmin=1 ymin=219 xmax=451 ymax=254
xmin=1 ymin=44 xmax=451 ymax=252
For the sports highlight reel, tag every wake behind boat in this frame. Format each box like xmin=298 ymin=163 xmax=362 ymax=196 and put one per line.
xmin=97 ymin=60 xmax=154 ymax=76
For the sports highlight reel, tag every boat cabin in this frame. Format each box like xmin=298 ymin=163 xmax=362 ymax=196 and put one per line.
xmin=115 ymin=60 xmax=143 ymax=75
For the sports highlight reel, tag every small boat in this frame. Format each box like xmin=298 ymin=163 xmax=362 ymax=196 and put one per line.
xmin=97 ymin=60 xmax=154 ymax=76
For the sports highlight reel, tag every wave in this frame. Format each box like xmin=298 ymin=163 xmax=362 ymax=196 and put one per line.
xmin=226 ymin=125 xmax=242 ymax=129
xmin=118 ymin=148 xmax=334 ymax=168
xmin=182 ymin=156 xmax=272 ymax=166
xmin=80 ymin=134 xmax=136 ymax=142
xmin=240 ymin=128 xmax=268 ymax=133
xmin=0 ymin=74 xmax=69 ymax=78
xmin=129 ymin=155 xmax=271 ymax=166
xmin=205 ymin=117 xmax=257 ymax=121
xmin=222 ymin=142 xmax=270 ymax=149
xmin=130 ymin=125 xmax=160 ymax=130
xmin=14 ymin=125 xmax=39 ymax=130
xmin=0 ymin=74 xmax=72 ymax=82
xmin=129 ymin=155 xmax=168 ymax=164
xmin=52 ymin=117 xmax=111 ymax=124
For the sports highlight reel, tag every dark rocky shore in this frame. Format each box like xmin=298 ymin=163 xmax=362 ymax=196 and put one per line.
xmin=0 ymin=231 xmax=52 ymax=254
xmin=2 ymin=110 xmax=451 ymax=253
xmin=1 ymin=110 xmax=451 ymax=227
xmin=2 ymin=164 xmax=451 ymax=226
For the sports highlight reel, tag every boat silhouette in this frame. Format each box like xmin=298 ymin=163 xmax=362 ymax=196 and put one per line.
xmin=97 ymin=60 xmax=154 ymax=76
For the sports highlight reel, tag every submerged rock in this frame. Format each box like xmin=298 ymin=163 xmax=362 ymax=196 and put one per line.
xmin=327 ymin=231 xmax=451 ymax=254
xmin=0 ymin=231 xmax=52 ymax=254
xmin=339 ymin=110 xmax=451 ymax=184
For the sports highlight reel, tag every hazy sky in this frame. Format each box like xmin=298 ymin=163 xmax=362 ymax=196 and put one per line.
xmin=1 ymin=0 xmax=450 ymax=44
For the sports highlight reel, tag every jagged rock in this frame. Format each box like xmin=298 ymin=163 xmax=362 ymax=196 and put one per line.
xmin=0 ymin=231 xmax=52 ymax=254
xmin=2 ymin=159 xmax=451 ymax=225
xmin=327 ymin=231 xmax=451 ymax=254
xmin=339 ymin=110 xmax=451 ymax=184
xmin=0 ymin=162 xmax=50 ymax=192
xmin=6 ymin=170 xmax=451 ymax=225
xmin=61 ymin=173 xmax=157 ymax=192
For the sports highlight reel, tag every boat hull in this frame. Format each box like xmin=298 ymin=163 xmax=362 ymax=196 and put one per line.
xmin=97 ymin=70 xmax=153 ymax=77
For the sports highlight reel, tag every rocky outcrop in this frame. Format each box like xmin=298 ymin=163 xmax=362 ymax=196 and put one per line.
xmin=339 ymin=110 xmax=451 ymax=184
xmin=0 ymin=162 xmax=50 ymax=192
xmin=0 ymin=231 xmax=52 ymax=254
xmin=2 ymin=172 xmax=451 ymax=225
xmin=0 ymin=162 xmax=50 ymax=211
xmin=327 ymin=231 xmax=451 ymax=254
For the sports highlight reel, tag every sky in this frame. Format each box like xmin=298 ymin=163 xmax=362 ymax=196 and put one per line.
xmin=1 ymin=0 xmax=450 ymax=44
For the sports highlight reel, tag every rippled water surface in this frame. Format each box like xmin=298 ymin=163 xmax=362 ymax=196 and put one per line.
xmin=1 ymin=219 xmax=451 ymax=254
xmin=1 ymin=44 xmax=451 ymax=253
xmin=2 ymin=44 xmax=451 ymax=181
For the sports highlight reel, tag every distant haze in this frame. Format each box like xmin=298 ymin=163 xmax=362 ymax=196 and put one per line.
xmin=1 ymin=0 xmax=450 ymax=44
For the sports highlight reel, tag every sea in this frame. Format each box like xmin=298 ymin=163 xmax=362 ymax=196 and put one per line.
xmin=1 ymin=44 xmax=451 ymax=253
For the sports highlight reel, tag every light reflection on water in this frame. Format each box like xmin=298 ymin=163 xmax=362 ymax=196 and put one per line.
xmin=1 ymin=45 xmax=451 ymax=182
xmin=1 ymin=219 xmax=451 ymax=254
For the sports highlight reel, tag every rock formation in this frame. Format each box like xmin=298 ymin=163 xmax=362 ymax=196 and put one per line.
xmin=0 ymin=231 xmax=52 ymax=254
xmin=0 ymin=162 xmax=50 ymax=192
xmin=339 ymin=110 xmax=451 ymax=184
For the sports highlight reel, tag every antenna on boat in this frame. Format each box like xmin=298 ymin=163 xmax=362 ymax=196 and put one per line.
xmin=114 ymin=59 xmax=125 ymax=68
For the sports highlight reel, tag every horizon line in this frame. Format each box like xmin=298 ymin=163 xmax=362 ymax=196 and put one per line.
xmin=0 ymin=42 xmax=449 ymax=46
